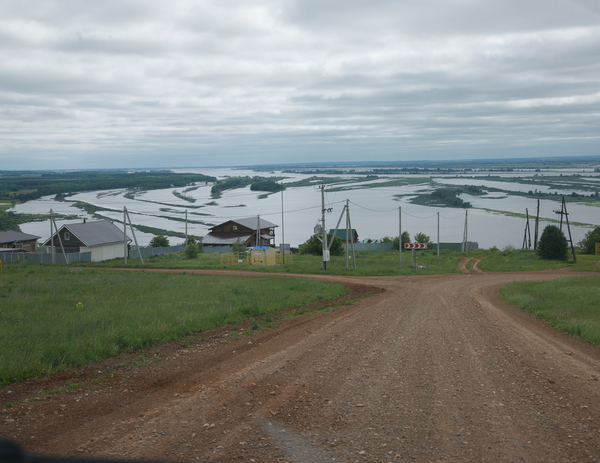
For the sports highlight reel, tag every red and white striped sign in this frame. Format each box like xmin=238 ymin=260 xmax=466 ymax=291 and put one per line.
xmin=404 ymin=243 xmax=427 ymax=249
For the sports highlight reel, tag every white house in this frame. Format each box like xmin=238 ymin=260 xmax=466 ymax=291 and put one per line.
xmin=43 ymin=219 xmax=131 ymax=262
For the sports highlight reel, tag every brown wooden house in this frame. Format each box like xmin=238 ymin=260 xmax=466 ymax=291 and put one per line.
xmin=203 ymin=217 xmax=278 ymax=248
xmin=0 ymin=231 xmax=40 ymax=252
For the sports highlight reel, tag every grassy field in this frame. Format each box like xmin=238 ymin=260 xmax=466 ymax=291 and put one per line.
xmin=499 ymin=276 xmax=600 ymax=345
xmin=85 ymin=249 xmax=465 ymax=276
xmin=475 ymin=249 xmax=600 ymax=273
xmin=82 ymin=247 xmax=600 ymax=275
xmin=0 ymin=264 xmax=348 ymax=385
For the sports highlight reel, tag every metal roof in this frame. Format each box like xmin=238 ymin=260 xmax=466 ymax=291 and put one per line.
xmin=44 ymin=220 xmax=130 ymax=247
xmin=0 ymin=230 xmax=41 ymax=244
xmin=202 ymin=233 xmax=253 ymax=246
xmin=210 ymin=216 xmax=278 ymax=231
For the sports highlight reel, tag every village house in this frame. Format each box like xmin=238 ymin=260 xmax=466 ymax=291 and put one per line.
xmin=203 ymin=216 xmax=278 ymax=248
xmin=329 ymin=228 xmax=359 ymax=244
xmin=0 ymin=230 xmax=41 ymax=252
xmin=43 ymin=219 xmax=131 ymax=262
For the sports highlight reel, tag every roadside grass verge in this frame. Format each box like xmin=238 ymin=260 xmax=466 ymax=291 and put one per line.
xmin=476 ymin=249 xmax=600 ymax=273
xmin=83 ymin=250 xmax=464 ymax=276
xmin=499 ymin=276 xmax=600 ymax=345
xmin=0 ymin=264 xmax=348 ymax=385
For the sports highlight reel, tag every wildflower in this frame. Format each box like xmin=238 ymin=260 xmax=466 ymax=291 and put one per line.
xmin=76 ymin=302 xmax=83 ymax=309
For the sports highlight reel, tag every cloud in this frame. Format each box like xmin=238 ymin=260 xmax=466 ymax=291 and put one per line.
xmin=0 ymin=0 xmax=598 ymax=169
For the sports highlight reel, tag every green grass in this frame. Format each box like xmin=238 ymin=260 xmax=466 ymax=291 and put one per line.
xmin=82 ymin=249 xmax=464 ymax=276
xmin=477 ymin=249 xmax=600 ymax=272
xmin=499 ymin=276 xmax=600 ymax=345
xmin=0 ymin=263 xmax=348 ymax=385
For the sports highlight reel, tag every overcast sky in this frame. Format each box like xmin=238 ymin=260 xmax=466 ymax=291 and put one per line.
xmin=1 ymin=0 xmax=599 ymax=169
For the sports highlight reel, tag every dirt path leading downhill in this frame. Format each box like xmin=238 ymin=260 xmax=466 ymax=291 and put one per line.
xmin=3 ymin=270 xmax=600 ymax=462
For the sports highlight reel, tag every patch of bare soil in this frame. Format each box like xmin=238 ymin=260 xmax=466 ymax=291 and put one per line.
xmin=3 ymin=270 xmax=600 ymax=462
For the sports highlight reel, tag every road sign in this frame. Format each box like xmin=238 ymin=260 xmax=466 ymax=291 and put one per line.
xmin=404 ymin=243 xmax=427 ymax=249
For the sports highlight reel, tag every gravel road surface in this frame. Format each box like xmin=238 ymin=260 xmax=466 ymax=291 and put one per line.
xmin=2 ymin=269 xmax=600 ymax=462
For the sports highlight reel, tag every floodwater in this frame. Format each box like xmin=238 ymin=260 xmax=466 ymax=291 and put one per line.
xmin=12 ymin=168 xmax=600 ymax=249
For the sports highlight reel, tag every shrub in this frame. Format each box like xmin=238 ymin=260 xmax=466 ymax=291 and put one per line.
xmin=299 ymin=234 xmax=344 ymax=256
xmin=149 ymin=235 xmax=169 ymax=247
xmin=414 ymin=232 xmax=432 ymax=247
xmin=577 ymin=227 xmax=600 ymax=254
xmin=184 ymin=243 xmax=199 ymax=259
xmin=537 ymin=225 xmax=568 ymax=261
xmin=232 ymin=239 xmax=248 ymax=254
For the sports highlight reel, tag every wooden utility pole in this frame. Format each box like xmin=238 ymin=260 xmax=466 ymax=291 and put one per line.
xmin=437 ymin=211 xmax=440 ymax=259
xmin=281 ymin=183 xmax=285 ymax=264
xmin=554 ymin=196 xmax=577 ymax=263
xmin=321 ymin=184 xmax=327 ymax=270
xmin=398 ymin=207 xmax=402 ymax=264
xmin=534 ymin=199 xmax=540 ymax=250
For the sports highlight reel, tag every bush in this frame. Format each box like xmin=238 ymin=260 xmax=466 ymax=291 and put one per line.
xmin=149 ymin=235 xmax=169 ymax=247
xmin=232 ymin=239 xmax=247 ymax=254
xmin=414 ymin=232 xmax=432 ymax=247
xmin=577 ymin=227 xmax=600 ymax=254
xmin=299 ymin=234 xmax=344 ymax=256
xmin=537 ymin=225 xmax=568 ymax=261
xmin=184 ymin=243 xmax=199 ymax=259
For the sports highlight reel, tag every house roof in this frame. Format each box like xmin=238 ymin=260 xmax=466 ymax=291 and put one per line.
xmin=329 ymin=229 xmax=358 ymax=239
xmin=210 ymin=216 xmax=278 ymax=232
xmin=43 ymin=220 xmax=130 ymax=247
xmin=0 ymin=230 xmax=41 ymax=244
xmin=203 ymin=233 xmax=254 ymax=246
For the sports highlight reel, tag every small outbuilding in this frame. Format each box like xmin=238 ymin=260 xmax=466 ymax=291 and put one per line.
xmin=43 ymin=219 xmax=131 ymax=262
xmin=250 ymin=246 xmax=277 ymax=266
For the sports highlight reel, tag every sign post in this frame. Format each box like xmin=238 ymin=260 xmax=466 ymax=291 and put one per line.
xmin=404 ymin=243 xmax=428 ymax=270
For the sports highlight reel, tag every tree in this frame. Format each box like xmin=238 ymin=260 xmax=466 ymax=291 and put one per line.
xmin=414 ymin=232 xmax=432 ymax=247
xmin=149 ymin=235 xmax=169 ymax=247
xmin=184 ymin=242 xmax=199 ymax=259
xmin=299 ymin=234 xmax=344 ymax=256
xmin=232 ymin=239 xmax=247 ymax=254
xmin=381 ymin=231 xmax=410 ymax=251
xmin=577 ymin=227 xmax=600 ymax=254
xmin=537 ymin=225 xmax=568 ymax=261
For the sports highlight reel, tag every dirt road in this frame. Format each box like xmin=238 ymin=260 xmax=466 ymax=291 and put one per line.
xmin=3 ymin=270 xmax=600 ymax=462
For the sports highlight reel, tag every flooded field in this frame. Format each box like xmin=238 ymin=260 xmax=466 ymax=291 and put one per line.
xmin=12 ymin=167 xmax=600 ymax=249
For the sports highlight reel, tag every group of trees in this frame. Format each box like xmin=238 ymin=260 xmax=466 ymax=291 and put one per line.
xmin=149 ymin=234 xmax=204 ymax=259
xmin=210 ymin=176 xmax=285 ymax=198
xmin=381 ymin=232 xmax=431 ymax=250
xmin=537 ymin=225 xmax=600 ymax=261
xmin=0 ymin=171 xmax=216 ymax=202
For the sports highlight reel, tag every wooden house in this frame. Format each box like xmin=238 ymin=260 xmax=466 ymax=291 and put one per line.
xmin=0 ymin=230 xmax=40 ymax=252
xmin=329 ymin=228 xmax=359 ymax=244
xmin=203 ymin=216 xmax=278 ymax=248
xmin=43 ymin=219 xmax=131 ymax=262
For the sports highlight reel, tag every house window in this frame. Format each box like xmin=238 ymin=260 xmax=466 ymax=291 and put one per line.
xmin=221 ymin=227 xmax=225 ymax=232
xmin=232 ymin=226 xmax=238 ymax=231
xmin=64 ymin=232 xmax=70 ymax=241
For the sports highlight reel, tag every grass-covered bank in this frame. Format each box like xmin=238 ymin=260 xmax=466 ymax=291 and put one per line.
xmin=499 ymin=276 xmax=600 ymax=345
xmin=0 ymin=264 xmax=348 ymax=385
xmin=83 ymin=249 xmax=465 ymax=276
xmin=81 ymin=248 xmax=600 ymax=275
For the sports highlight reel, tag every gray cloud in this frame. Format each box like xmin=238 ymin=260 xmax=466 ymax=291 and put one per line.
xmin=0 ymin=0 xmax=598 ymax=169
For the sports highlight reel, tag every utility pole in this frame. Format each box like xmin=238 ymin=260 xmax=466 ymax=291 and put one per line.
xmin=534 ymin=199 xmax=540 ymax=250
xmin=437 ymin=211 xmax=440 ymax=259
xmin=462 ymin=210 xmax=469 ymax=252
xmin=185 ymin=210 xmax=188 ymax=244
xmin=124 ymin=207 xmax=128 ymax=264
xmin=50 ymin=209 xmax=55 ymax=264
xmin=321 ymin=184 xmax=328 ymax=271
xmin=398 ymin=206 xmax=402 ymax=263
xmin=523 ymin=209 xmax=531 ymax=249
xmin=555 ymin=196 xmax=577 ymax=263
xmin=256 ymin=215 xmax=260 ymax=247
xmin=281 ymin=183 xmax=285 ymax=264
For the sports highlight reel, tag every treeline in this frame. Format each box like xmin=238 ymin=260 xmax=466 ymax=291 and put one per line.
xmin=0 ymin=171 xmax=217 ymax=202
xmin=411 ymin=187 xmax=479 ymax=208
xmin=211 ymin=176 xmax=284 ymax=197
